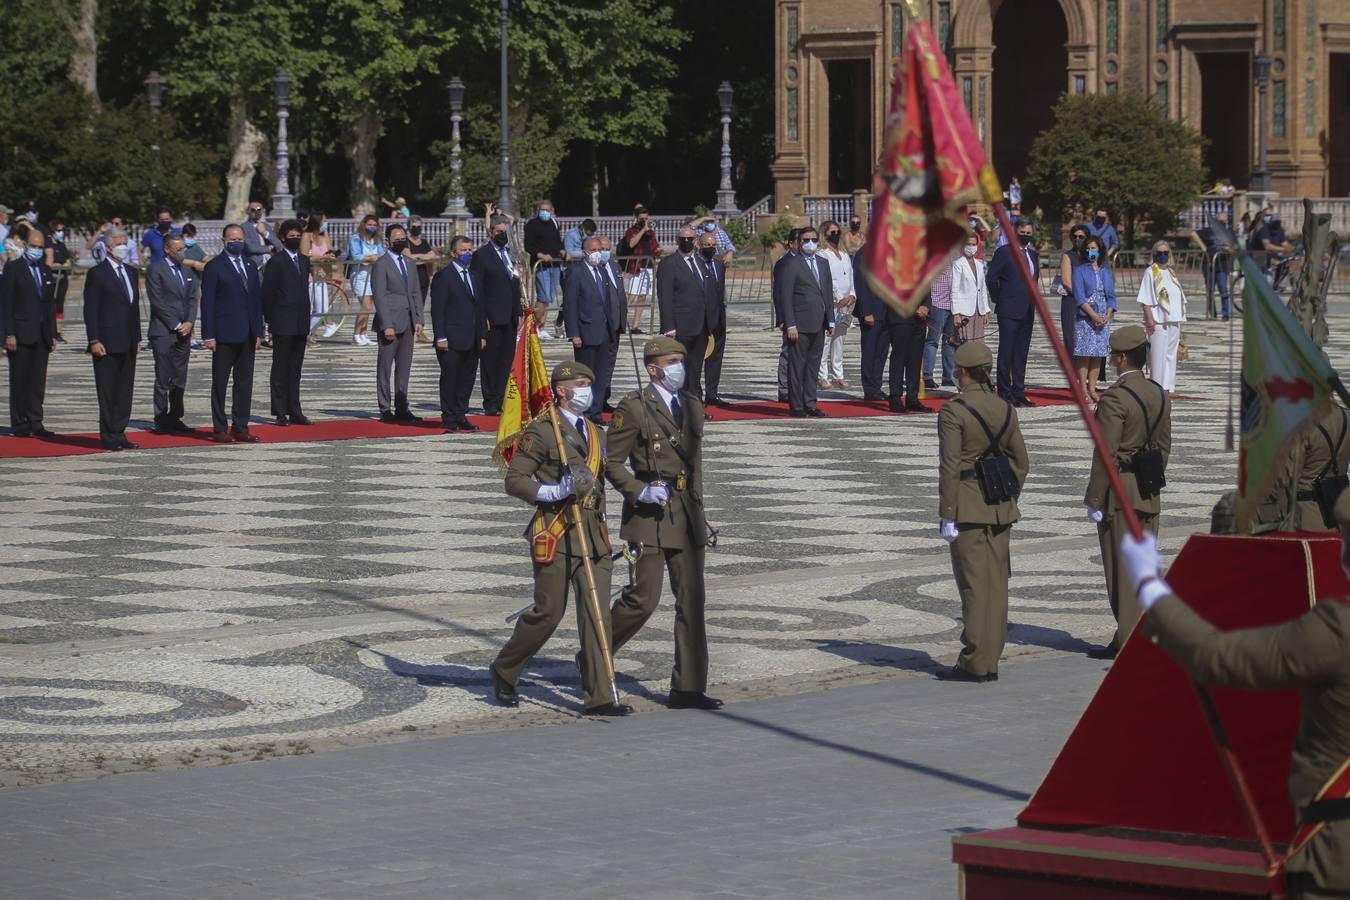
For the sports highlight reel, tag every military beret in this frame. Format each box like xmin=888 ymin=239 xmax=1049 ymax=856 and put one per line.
xmin=644 ymin=336 xmax=686 ymax=360
xmin=1110 ymin=324 xmax=1149 ymax=352
xmin=1335 ymin=485 xmax=1350 ymax=528
xmin=551 ymin=361 xmax=595 ymax=383
xmin=954 ymin=340 xmax=992 ymax=369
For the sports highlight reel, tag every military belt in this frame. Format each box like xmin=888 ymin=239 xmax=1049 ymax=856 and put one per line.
xmin=1296 ymin=490 xmax=1318 ymax=502
xmin=1298 ymin=798 xmax=1350 ymax=825
xmin=637 ymin=471 xmax=688 ymax=491
xmin=959 ymin=469 xmax=979 ymax=481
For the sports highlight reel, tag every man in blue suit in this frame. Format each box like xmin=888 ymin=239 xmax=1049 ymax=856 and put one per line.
xmin=201 ymin=223 xmax=265 ymax=442
xmin=82 ymin=228 xmax=142 ymax=450
xmin=985 ymin=217 xmax=1040 ymax=407
xmin=430 ymin=236 xmax=486 ymax=433
xmin=564 ymin=236 xmax=623 ymax=422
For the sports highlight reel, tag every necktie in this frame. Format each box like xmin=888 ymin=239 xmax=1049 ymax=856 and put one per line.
xmin=577 ymin=417 xmax=589 ymax=453
xmin=460 ymin=268 xmax=474 ymax=296
xmin=233 ymin=257 xmax=247 ymax=286
xmin=702 ymin=258 xmax=716 ymax=282
xmin=172 ymin=264 xmax=185 ymax=289
xmin=31 ymin=263 xmax=42 ymax=295
xmin=499 ymin=248 xmax=513 ymax=276
xmin=670 ymin=393 xmax=683 ymax=428
xmin=593 ymin=266 xmax=605 ymax=297
xmin=687 ymin=256 xmax=702 ymax=282
xmin=397 ymin=256 xmax=408 ymax=291
xmin=291 ymin=252 xmax=301 ymax=274
xmin=115 ymin=265 xmax=133 ymax=302
xmin=808 ymin=257 xmax=819 ymax=283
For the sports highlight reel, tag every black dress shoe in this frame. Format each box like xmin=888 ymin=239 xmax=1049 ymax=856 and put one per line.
xmin=458 ymin=421 xmax=480 ymax=432
xmin=379 ymin=411 xmax=397 ymax=423
xmin=924 ymin=378 xmax=939 ymax=391
xmin=32 ymin=428 xmax=55 ymax=438
xmin=274 ymin=415 xmax=289 ymax=427
xmin=103 ymin=441 xmax=123 ymax=451
xmin=862 ymin=393 xmax=886 ymax=401
xmin=935 ymin=666 xmax=996 ymax=683
xmin=394 ymin=410 xmax=421 ymax=424
xmin=120 ymin=440 xmax=141 ymax=450
xmin=905 ymin=402 xmax=934 ymax=413
xmin=210 ymin=431 xmax=234 ymax=444
xmin=1086 ymin=644 xmax=1118 ymax=660
xmin=941 ymin=379 xmax=956 ymax=387
xmin=789 ymin=410 xmax=808 ymax=418
xmin=1014 ymin=397 xmax=1037 ymax=408
xmin=489 ymin=664 xmax=519 ymax=707
xmin=289 ymin=414 xmax=313 ymax=426
xmin=170 ymin=419 xmax=192 ymax=433
xmin=668 ymin=690 xmax=724 ymax=710
xmin=232 ymin=430 xmax=261 ymax=444
xmin=806 ymin=408 xmax=827 ymax=418
xmin=584 ymin=702 xmax=634 ymax=717
xmin=888 ymin=399 xmax=905 ymax=413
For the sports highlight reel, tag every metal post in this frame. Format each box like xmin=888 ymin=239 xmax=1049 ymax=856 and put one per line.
xmin=497 ymin=0 xmax=514 ymax=216
xmin=272 ymin=68 xmax=295 ymax=217
xmin=145 ymin=72 xmax=163 ymax=197
xmin=714 ymin=81 xmax=738 ymax=215
xmin=443 ymin=77 xmax=469 ymax=222
xmin=1250 ymin=53 xmax=1272 ymax=196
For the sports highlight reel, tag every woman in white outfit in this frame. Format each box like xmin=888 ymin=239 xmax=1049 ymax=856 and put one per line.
xmin=948 ymin=232 xmax=990 ymax=344
xmin=817 ymin=221 xmax=856 ymax=388
xmin=1136 ymin=239 xmax=1186 ymax=395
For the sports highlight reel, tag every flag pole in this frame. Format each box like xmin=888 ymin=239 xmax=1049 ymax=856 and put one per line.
xmin=987 ymin=201 xmax=1282 ymax=885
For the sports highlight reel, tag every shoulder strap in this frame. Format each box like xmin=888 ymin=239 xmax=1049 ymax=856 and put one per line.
xmin=639 ymin=394 xmax=697 ymax=471
xmin=951 ymin=397 xmax=1012 ymax=458
xmin=1316 ymin=415 xmax=1347 ymax=478
xmin=1118 ymin=381 xmax=1164 ymax=446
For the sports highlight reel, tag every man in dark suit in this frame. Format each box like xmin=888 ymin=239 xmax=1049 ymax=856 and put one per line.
xmin=986 ymin=217 xmax=1041 ymax=407
xmin=852 ymin=252 xmax=889 ymax=401
xmin=145 ymin=233 xmax=199 ymax=433
xmin=695 ymin=231 xmax=729 ymax=408
xmin=1 ymin=226 xmax=57 ymax=437
xmin=886 ymin=288 xmax=932 ymax=413
xmin=371 ymin=223 xmax=424 ymax=422
xmin=471 ymin=217 xmax=522 ymax=416
xmin=597 ymin=235 xmax=629 ymax=413
xmin=774 ymin=227 xmax=834 ymax=417
xmin=564 ymin=236 xmax=623 ymax=421
xmin=84 ymin=229 xmax=143 ymax=449
xmin=261 ymin=219 xmax=312 ymax=426
xmin=656 ymin=225 xmax=721 ymax=403
xmin=201 ymin=223 xmax=265 ymax=443
xmin=430 ymin=236 xmax=487 ymax=433
xmin=771 ymin=230 xmax=800 ymax=403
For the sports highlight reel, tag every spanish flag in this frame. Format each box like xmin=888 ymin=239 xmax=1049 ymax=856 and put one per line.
xmin=493 ymin=316 xmax=554 ymax=467
xmin=864 ymin=19 xmax=1002 ymax=317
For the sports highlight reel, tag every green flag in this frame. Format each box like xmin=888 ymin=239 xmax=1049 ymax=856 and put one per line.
xmin=1233 ymin=252 xmax=1337 ymax=532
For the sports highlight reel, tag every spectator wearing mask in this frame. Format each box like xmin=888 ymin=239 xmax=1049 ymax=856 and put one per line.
xmin=923 ymin=258 xmax=955 ymax=390
xmin=817 ymin=220 xmax=856 ymax=389
xmin=985 ymin=218 xmax=1040 ymax=407
xmin=371 ymin=224 xmax=424 ymax=423
xmin=563 ymin=218 xmax=598 ymax=261
xmin=179 ymin=223 xmax=207 ymax=273
xmin=656 ymin=225 xmax=721 ymax=405
xmin=1191 ymin=211 xmax=1234 ymax=320
xmin=140 ymin=207 xmax=180 ymax=263
xmin=261 ymin=219 xmax=313 ymax=426
xmin=86 ymin=216 xmax=130 ymax=264
xmin=524 ymin=199 xmax=564 ymax=340
xmin=201 ymin=224 xmax=265 ymax=443
xmin=430 ymin=235 xmax=486 ymax=433
xmin=347 ymin=213 xmax=385 ymax=346
xmin=771 ymin=229 xmax=801 ymax=402
xmin=1248 ymin=207 xmax=1294 ymax=275
xmin=622 ymin=204 xmax=661 ymax=333
xmin=243 ymin=202 xmax=282 ymax=268
xmin=405 ymin=217 xmax=438 ymax=342
xmin=1137 ymin=240 xmax=1186 ymax=396
xmin=691 ymin=215 xmax=737 ymax=265
xmin=44 ymin=218 xmax=71 ymax=343
xmin=949 ymin=232 xmax=990 ymax=347
xmin=1071 ymin=235 xmax=1116 ymax=402
xmin=1058 ymin=224 xmax=1089 ymax=356
xmin=83 ymin=228 xmax=143 ymax=450
xmin=775 ymin=226 xmax=835 ymax=418
xmin=843 ymin=215 xmax=865 ymax=254
xmin=301 ymin=214 xmax=338 ymax=339
xmin=471 ymin=216 xmax=523 ymax=416
xmin=596 ymin=235 xmax=629 ymax=412
xmin=1085 ymin=207 xmax=1120 ymax=255
xmin=1 ymin=225 xmax=57 ymax=437
xmin=145 ymin=233 xmax=199 ymax=433
xmin=565 ymin=236 xmax=624 ymax=421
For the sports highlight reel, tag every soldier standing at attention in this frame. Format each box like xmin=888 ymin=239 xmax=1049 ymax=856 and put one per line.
xmin=606 ymin=336 xmax=722 ymax=710
xmin=1085 ymin=324 xmax=1171 ymax=659
xmin=1289 ymin=400 xmax=1350 ymax=532
xmin=936 ymin=340 xmax=1029 ymax=683
xmin=1121 ymin=500 xmax=1350 ymax=900
xmin=489 ymin=361 xmax=632 ymax=717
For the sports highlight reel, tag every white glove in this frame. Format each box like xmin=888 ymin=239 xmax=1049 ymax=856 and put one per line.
xmin=638 ymin=483 xmax=671 ymax=505
xmin=536 ymin=474 xmax=575 ymax=503
xmin=1087 ymin=507 xmax=1104 ymax=524
xmin=939 ymin=519 xmax=959 ymax=542
xmin=1120 ymin=531 xmax=1170 ymax=611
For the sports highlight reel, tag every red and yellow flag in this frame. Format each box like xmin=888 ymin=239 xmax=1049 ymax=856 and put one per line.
xmin=864 ymin=19 xmax=1003 ymax=317
xmin=493 ymin=315 xmax=554 ymax=467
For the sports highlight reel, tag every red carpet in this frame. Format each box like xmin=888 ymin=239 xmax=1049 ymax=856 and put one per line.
xmin=0 ymin=388 xmax=1079 ymax=459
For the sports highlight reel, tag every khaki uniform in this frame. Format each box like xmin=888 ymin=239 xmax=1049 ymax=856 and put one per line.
xmin=1086 ymin=369 xmax=1171 ymax=648
xmin=1291 ymin=405 xmax=1350 ymax=532
xmin=1144 ymin=596 xmax=1350 ymax=896
xmin=493 ymin=414 xmax=615 ymax=709
xmin=605 ymin=385 xmax=710 ymax=693
xmin=938 ymin=382 xmax=1030 ymax=677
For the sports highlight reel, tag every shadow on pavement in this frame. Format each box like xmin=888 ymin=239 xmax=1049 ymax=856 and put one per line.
xmin=1006 ymin=623 xmax=1098 ymax=655
xmin=812 ymin=639 xmax=942 ymax=674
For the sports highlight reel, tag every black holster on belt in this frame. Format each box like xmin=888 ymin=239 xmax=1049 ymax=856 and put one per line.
xmin=952 ymin=397 xmax=1020 ymax=505
xmin=1313 ymin=474 xmax=1349 ymax=528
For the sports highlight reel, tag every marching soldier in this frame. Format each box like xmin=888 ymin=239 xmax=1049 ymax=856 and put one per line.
xmin=606 ymin=336 xmax=723 ymax=710
xmin=1121 ymin=501 xmax=1350 ymax=900
xmin=1289 ymin=400 xmax=1350 ymax=532
xmin=488 ymin=361 xmax=632 ymax=717
xmin=936 ymin=341 xmax=1030 ymax=682
xmin=1085 ymin=324 xmax=1171 ymax=659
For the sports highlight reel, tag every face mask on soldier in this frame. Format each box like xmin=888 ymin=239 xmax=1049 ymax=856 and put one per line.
xmin=661 ymin=361 xmax=686 ymax=391
xmin=566 ymin=385 xmax=592 ymax=413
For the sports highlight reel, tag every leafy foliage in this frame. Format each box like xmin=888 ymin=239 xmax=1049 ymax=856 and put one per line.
xmin=1025 ymin=93 xmax=1208 ymax=246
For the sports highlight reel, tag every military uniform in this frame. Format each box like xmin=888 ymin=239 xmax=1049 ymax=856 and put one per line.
xmin=606 ymin=337 xmax=713 ymax=698
xmin=937 ymin=341 xmax=1030 ymax=679
xmin=1291 ymin=404 xmax=1350 ymax=532
xmin=491 ymin=362 xmax=617 ymax=711
xmin=1086 ymin=325 xmax=1171 ymax=650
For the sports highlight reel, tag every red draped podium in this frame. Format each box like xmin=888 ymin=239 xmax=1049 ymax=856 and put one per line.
xmin=953 ymin=532 xmax=1350 ymax=898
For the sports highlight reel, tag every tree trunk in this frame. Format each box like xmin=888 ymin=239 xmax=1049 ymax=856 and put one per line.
xmin=345 ymin=111 xmax=382 ymax=217
xmin=590 ymin=143 xmax=600 ymax=217
xmin=224 ymin=92 xmax=268 ymax=221
xmin=67 ymin=0 xmax=99 ymax=103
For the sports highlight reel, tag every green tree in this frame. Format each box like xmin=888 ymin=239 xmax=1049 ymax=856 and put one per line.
xmin=1024 ymin=93 xmax=1207 ymax=247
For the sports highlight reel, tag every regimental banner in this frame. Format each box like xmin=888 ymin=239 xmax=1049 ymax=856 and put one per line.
xmin=1233 ymin=252 xmax=1336 ymax=531
xmin=493 ymin=315 xmax=554 ymax=467
xmin=864 ymin=19 xmax=1003 ymax=318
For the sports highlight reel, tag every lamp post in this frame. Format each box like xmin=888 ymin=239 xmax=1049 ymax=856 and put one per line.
xmin=497 ymin=0 xmax=514 ymax=216
xmin=145 ymin=71 xmax=164 ymax=115
xmin=1251 ymin=53 xmax=1272 ymax=196
xmin=714 ymin=81 xmax=738 ymax=216
xmin=272 ymin=68 xmax=295 ymax=217
xmin=442 ymin=77 xmax=469 ymax=221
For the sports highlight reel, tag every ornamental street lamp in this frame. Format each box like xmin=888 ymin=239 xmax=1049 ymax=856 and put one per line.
xmin=272 ymin=68 xmax=295 ymax=216
xmin=145 ymin=71 xmax=164 ymax=115
xmin=1250 ymin=53 xmax=1272 ymax=196
xmin=442 ymin=77 xmax=469 ymax=221
xmin=496 ymin=0 xmax=514 ymax=216
xmin=714 ymin=80 xmax=738 ymax=216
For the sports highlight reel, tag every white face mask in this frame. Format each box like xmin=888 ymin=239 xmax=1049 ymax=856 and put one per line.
xmin=586 ymin=250 xmax=603 ymax=266
xmin=566 ymin=385 xmax=593 ymax=414
xmin=963 ymin=244 xmax=978 ymax=257
xmin=110 ymin=244 xmax=130 ymax=261
xmin=661 ymin=361 xmax=686 ymax=391
xmin=799 ymin=240 xmax=818 ymax=255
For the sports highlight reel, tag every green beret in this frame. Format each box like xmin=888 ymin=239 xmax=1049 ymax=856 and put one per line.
xmin=551 ymin=361 xmax=595 ymax=383
xmin=954 ymin=340 xmax=992 ymax=369
xmin=643 ymin=336 xmax=686 ymax=360
xmin=1110 ymin=324 xmax=1149 ymax=352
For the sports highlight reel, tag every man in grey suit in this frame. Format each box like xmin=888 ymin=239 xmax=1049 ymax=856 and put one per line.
xmin=775 ymin=226 xmax=834 ymax=417
xmin=146 ymin=233 xmax=199 ymax=433
xmin=372 ymin=223 xmax=424 ymax=422
xmin=243 ymin=202 xmax=282 ymax=268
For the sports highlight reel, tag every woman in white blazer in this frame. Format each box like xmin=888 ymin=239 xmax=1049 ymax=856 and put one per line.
xmin=949 ymin=233 xmax=990 ymax=343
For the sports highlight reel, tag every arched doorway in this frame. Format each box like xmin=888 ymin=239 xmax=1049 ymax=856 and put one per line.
xmin=991 ymin=0 xmax=1069 ymax=185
